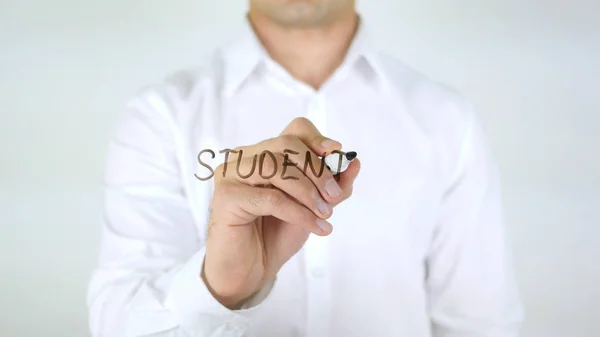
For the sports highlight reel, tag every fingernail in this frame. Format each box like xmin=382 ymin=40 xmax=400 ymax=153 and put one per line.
xmin=316 ymin=219 xmax=333 ymax=233
xmin=325 ymin=179 xmax=342 ymax=197
xmin=321 ymin=139 xmax=338 ymax=150
xmin=317 ymin=198 xmax=332 ymax=217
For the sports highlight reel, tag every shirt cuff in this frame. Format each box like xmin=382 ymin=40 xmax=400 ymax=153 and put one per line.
xmin=164 ymin=246 xmax=275 ymax=334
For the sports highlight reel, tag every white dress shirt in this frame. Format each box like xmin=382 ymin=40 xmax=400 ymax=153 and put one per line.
xmin=87 ymin=18 xmax=524 ymax=337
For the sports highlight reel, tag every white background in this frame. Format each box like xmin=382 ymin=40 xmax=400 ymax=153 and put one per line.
xmin=1 ymin=0 xmax=599 ymax=336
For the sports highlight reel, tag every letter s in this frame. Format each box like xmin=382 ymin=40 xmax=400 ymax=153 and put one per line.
xmin=195 ymin=149 xmax=215 ymax=181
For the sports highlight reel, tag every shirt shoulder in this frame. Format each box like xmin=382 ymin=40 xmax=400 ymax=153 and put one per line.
xmin=376 ymin=51 xmax=473 ymax=138
xmin=125 ymin=53 xmax=224 ymax=125
xmin=374 ymin=52 xmax=477 ymax=183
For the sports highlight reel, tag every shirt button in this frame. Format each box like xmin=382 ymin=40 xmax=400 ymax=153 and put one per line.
xmin=312 ymin=267 xmax=325 ymax=278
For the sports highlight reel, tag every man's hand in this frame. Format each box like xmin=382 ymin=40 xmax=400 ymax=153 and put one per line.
xmin=202 ymin=117 xmax=361 ymax=309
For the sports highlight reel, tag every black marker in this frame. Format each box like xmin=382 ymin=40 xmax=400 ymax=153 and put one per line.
xmin=325 ymin=151 xmax=357 ymax=174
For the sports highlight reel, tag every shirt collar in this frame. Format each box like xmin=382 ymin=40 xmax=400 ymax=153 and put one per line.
xmin=220 ymin=15 xmax=385 ymax=96
xmin=219 ymin=16 xmax=267 ymax=97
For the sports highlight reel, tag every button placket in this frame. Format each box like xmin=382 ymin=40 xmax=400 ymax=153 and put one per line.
xmin=311 ymin=267 xmax=325 ymax=279
xmin=306 ymin=94 xmax=327 ymax=134
xmin=303 ymin=93 xmax=332 ymax=337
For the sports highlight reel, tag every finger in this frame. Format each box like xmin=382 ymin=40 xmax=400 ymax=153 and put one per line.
xmin=274 ymin=136 xmax=344 ymax=202
xmin=278 ymin=118 xmax=344 ymax=201
xmin=220 ymin=152 xmax=333 ymax=219
xmin=232 ymin=183 xmax=333 ymax=236
xmin=280 ymin=117 xmax=342 ymax=155
xmin=333 ymin=158 xmax=361 ymax=204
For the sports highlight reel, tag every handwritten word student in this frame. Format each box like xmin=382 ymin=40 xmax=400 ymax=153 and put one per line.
xmin=88 ymin=1 xmax=524 ymax=336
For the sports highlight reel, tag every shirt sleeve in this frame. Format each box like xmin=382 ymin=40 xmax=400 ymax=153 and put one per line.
xmin=426 ymin=108 xmax=525 ymax=337
xmin=86 ymin=90 xmax=275 ymax=337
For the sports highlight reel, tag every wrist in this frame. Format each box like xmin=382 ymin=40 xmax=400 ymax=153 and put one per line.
xmin=201 ymin=259 xmax=256 ymax=310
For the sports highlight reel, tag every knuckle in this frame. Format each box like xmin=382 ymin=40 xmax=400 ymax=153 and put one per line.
xmin=214 ymin=180 xmax=233 ymax=198
xmin=291 ymin=116 xmax=310 ymax=126
xmin=260 ymin=153 xmax=277 ymax=173
xmin=246 ymin=191 xmax=263 ymax=208
xmin=214 ymin=164 xmax=226 ymax=179
xmin=274 ymin=152 xmax=286 ymax=161
xmin=263 ymin=188 xmax=284 ymax=207
xmin=310 ymin=134 xmax=323 ymax=146
xmin=344 ymin=186 xmax=353 ymax=199
xmin=211 ymin=182 xmax=234 ymax=212
xmin=279 ymin=134 xmax=298 ymax=149
xmin=241 ymin=155 xmax=256 ymax=167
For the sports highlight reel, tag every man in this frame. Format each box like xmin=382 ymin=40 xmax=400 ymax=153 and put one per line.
xmin=87 ymin=0 xmax=524 ymax=336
